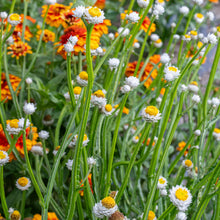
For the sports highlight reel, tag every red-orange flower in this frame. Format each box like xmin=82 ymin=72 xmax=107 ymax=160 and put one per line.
xmin=94 ymin=0 xmax=106 ymax=9
xmin=36 ymin=29 xmax=55 ymax=43
xmin=61 ymin=10 xmax=84 ymax=28
xmin=176 ymin=141 xmax=191 ymax=156
xmin=79 ymin=173 xmax=93 ymax=196
xmin=93 ymin=19 xmax=111 ymax=37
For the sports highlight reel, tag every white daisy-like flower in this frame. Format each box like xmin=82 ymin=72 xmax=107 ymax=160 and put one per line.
xmin=212 ymin=27 xmax=217 ymax=33
xmin=0 ymin=12 xmax=8 ymax=19
xmin=156 ymin=97 xmax=162 ymax=104
xmin=164 ymin=65 xmax=180 ymax=82
xmin=25 ymin=77 xmax=32 ymax=84
xmin=182 ymin=34 xmax=191 ymax=42
xmin=134 ymin=42 xmax=140 ymax=48
xmin=157 ymin=176 xmax=168 ymax=189
xmin=198 ymin=33 xmax=204 ymax=39
xmin=171 ymin=22 xmax=176 ymax=28
xmin=64 ymin=35 xmax=78 ymax=53
xmin=42 ymin=115 xmax=54 ymax=126
xmin=192 ymin=94 xmax=201 ymax=104
xmin=211 ymin=97 xmax=220 ymax=108
xmin=120 ymin=85 xmax=131 ymax=94
xmin=7 ymin=13 xmax=21 ymax=26
xmin=160 ymin=189 xmax=168 ymax=197
xmin=213 ymin=128 xmax=220 ymax=140
xmin=194 ymin=129 xmax=201 ymax=136
xmin=137 ymin=0 xmax=149 ymax=8
xmin=16 ymin=177 xmax=31 ymax=191
xmin=101 ymin=104 xmax=114 ymax=116
xmin=154 ymin=136 xmax=158 ymax=143
xmin=64 ymin=92 xmax=70 ymax=102
xmin=118 ymin=27 xmax=130 ymax=37
xmin=125 ymin=12 xmax=140 ymax=23
xmin=151 ymin=34 xmax=159 ymax=42
xmin=6 ymin=119 xmax=22 ymax=135
xmin=194 ymin=13 xmax=204 ymax=24
xmin=96 ymin=47 xmax=104 ymax=56
xmin=91 ymin=90 xmax=107 ymax=108
xmin=203 ymin=37 xmax=208 ymax=44
xmin=124 ymin=76 xmax=140 ymax=90
xmin=18 ymin=118 xmax=31 ymax=129
xmin=153 ymin=4 xmax=165 ymax=18
xmin=192 ymin=0 xmax=203 ymax=5
xmin=38 ymin=130 xmax=49 ymax=140
xmin=141 ymin=106 xmax=161 ymax=123
xmin=189 ymin=30 xmax=198 ymax=40
xmin=53 ymin=146 xmax=66 ymax=157
xmin=84 ymin=7 xmax=105 ymax=24
xmin=9 ymin=209 xmax=21 ymax=220
xmin=87 ymin=157 xmax=96 ymax=166
xmin=76 ymin=71 xmax=88 ymax=87
xmin=188 ymin=81 xmax=199 ymax=93
xmin=153 ymin=39 xmax=163 ymax=48
xmin=69 ymin=134 xmax=89 ymax=148
xmin=66 ymin=159 xmax=73 ymax=170
xmin=93 ymin=196 xmax=118 ymax=218
xmin=160 ymin=53 xmax=170 ymax=64
xmin=73 ymin=86 xmax=82 ymax=100
xmin=108 ymin=58 xmax=120 ymax=71
xmin=0 ymin=151 xmax=9 ymax=166
xmin=72 ymin=6 xmax=85 ymax=18
xmin=176 ymin=212 xmax=187 ymax=220
xmin=182 ymin=159 xmax=193 ymax=169
xmin=174 ymin=34 xmax=180 ymax=40
xmin=207 ymin=11 xmax=214 ymax=21
xmin=23 ymin=102 xmax=36 ymax=115
xmin=108 ymin=33 xmax=115 ymax=40
xmin=6 ymin=35 xmax=14 ymax=44
xmin=169 ymin=185 xmax=192 ymax=211
xmin=156 ymin=0 xmax=165 ymax=6
xmin=31 ymin=143 xmax=44 ymax=156
xmin=132 ymin=136 xmax=139 ymax=144
xmin=179 ymin=6 xmax=189 ymax=16
xmin=124 ymin=124 xmax=129 ymax=130
xmin=207 ymin=33 xmax=218 ymax=44
xmin=45 ymin=0 xmax=56 ymax=4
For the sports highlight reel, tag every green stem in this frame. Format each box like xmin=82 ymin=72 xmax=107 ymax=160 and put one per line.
xmin=20 ymin=191 xmax=26 ymax=220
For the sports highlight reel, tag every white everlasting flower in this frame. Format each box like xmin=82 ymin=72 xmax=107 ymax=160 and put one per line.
xmin=18 ymin=118 xmax=30 ymax=129
xmin=153 ymin=4 xmax=165 ymax=18
xmin=188 ymin=82 xmax=199 ymax=94
xmin=160 ymin=189 xmax=167 ymax=196
xmin=42 ymin=115 xmax=54 ymax=126
xmin=96 ymin=47 xmax=104 ymax=56
xmin=182 ymin=34 xmax=191 ymax=42
xmin=156 ymin=0 xmax=165 ymax=6
xmin=16 ymin=177 xmax=31 ymax=191
xmin=73 ymin=6 xmax=85 ymax=18
xmin=45 ymin=0 xmax=56 ymax=4
xmin=137 ymin=0 xmax=149 ymax=8
xmin=118 ymin=27 xmax=130 ymax=37
xmin=25 ymin=77 xmax=32 ymax=84
xmin=77 ymin=71 xmax=88 ymax=87
xmin=124 ymin=76 xmax=140 ymax=90
xmin=192 ymin=145 xmax=199 ymax=149
xmin=0 ymin=151 xmax=9 ymax=166
xmin=31 ymin=144 xmax=44 ymax=156
xmin=132 ymin=136 xmax=139 ymax=144
xmin=0 ymin=12 xmax=8 ymax=19
xmin=69 ymin=134 xmax=89 ymax=148
xmin=207 ymin=33 xmax=218 ymax=44
xmin=91 ymin=90 xmax=107 ymax=108
xmin=87 ymin=157 xmax=96 ymax=166
xmin=68 ymin=35 xmax=78 ymax=45
xmin=171 ymin=22 xmax=176 ymax=28
xmin=84 ymin=7 xmax=105 ymax=24
xmin=160 ymin=53 xmax=170 ymax=64
xmin=198 ymin=33 xmax=204 ymax=39
xmin=212 ymin=27 xmax=217 ymax=33
xmin=66 ymin=159 xmax=73 ymax=170
xmin=194 ymin=129 xmax=201 ymax=136
xmin=203 ymin=37 xmax=208 ymax=44
xmin=169 ymin=185 xmax=192 ymax=211
xmin=194 ymin=13 xmax=204 ymax=24
xmin=189 ymin=30 xmax=198 ymax=40
xmin=207 ymin=11 xmax=214 ymax=21
xmin=23 ymin=102 xmax=36 ymax=115
xmin=126 ymin=12 xmax=140 ymax=23
xmin=7 ymin=13 xmax=21 ymax=26
xmin=108 ymin=33 xmax=115 ymax=40
xmin=182 ymin=159 xmax=193 ymax=169
xmin=179 ymin=6 xmax=189 ymax=16
xmin=153 ymin=39 xmax=163 ymax=48
xmin=176 ymin=212 xmax=187 ymax=220
xmin=157 ymin=176 xmax=168 ymax=189
xmin=211 ymin=97 xmax=220 ymax=108
xmin=192 ymin=94 xmax=201 ymax=104
xmin=6 ymin=36 xmax=14 ymax=45
xmin=174 ymin=34 xmax=180 ymax=40
xmin=64 ymin=92 xmax=70 ymax=102
xmin=151 ymin=34 xmax=159 ymax=42
xmin=154 ymin=136 xmax=158 ymax=143
xmin=64 ymin=36 xmax=78 ymax=52
xmin=134 ymin=42 xmax=140 ymax=48
xmin=192 ymin=0 xmax=203 ymax=5
xmin=141 ymin=106 xmax=161 ymax=123
xmin=53 ymin=146 xmax=66 ymax=157
xmin=156 ymin=97 xmax=162 ymax=104
xmin=108 ymin=58 xmax=120 ymax=71
xmin=213 ymin=128 xmax=220 ymax=140
xmin=102 ymin=104 xmax=114 ymax=116
xmin=39 ymin=130 xmax=49 ymax=140
xmin=164 ymin=65 xmax=180 ymax=82
xmin=120 ymin=85 xmax=131 ymax=94
xmin=93 ymin=197 xmax=118 ymax=218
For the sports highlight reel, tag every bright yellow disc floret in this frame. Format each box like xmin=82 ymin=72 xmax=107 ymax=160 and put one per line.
xmin=9 ymin=14 xmax=20 ymax=21
xmin=73 ymin=86 xmax=82 ymax=95
xmin=9 ymin=119 xmax=19 ymax=128
xmin=0 ymin=152 xmax=6 ymax=160
xmin=175 ymin=188 xmax=189 ymax=201
xmin=94 ymin=90 xmax=105 ymax=98
xmin=145 ymin=106 xmax=159 ymax=116
xmin=105 ymin=104 xmax=113 ymax=112
xmin=18 ymin=177 xmax=29 ymax=187
xmin=148 ymin=211 xmax=156 ymax=220
xmin=101 ymin=196 xmax=116 ymax=209
xmin=79 ymin=71 xmax=88 ymax=80
xmin=159 ymin=178 xmax=165 ymax=184
xmin=88 ymin=7 xmax=102 ymax=17
xmin=184 ymin=159 xmax=193 ymax=167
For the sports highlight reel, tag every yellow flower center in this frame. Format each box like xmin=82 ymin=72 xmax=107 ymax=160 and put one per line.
xmin=145 ymin=106 xmax=159 ymax=116
xmin=159 ymin=178 xmax=165 ymax=184
xmin=155 ymin=39 xmax=162 ymax=43
xmin=79 ymin=71 xmax=88 ymax=80
xmin=217 ymin=26 xmax=220 ymax=32
xmin=190 ymin=81 xmax=198 ymax=86
xmin=158 ymin=0 xmax=164 ymax=3
xmin=196 ymin=13 xmax=204 ymax=19
xmin=0 ymin=152 xmax=6 ymax=160
xmin=190 ymin=30 xmax=197 ymax=36
xmin=214 ymin=128 xmax=220 ymax=133
xmin=101 ymin=196 xmax=116 ymax=209
xmin=184 ymin=34 xmax=191 ymax=38
xmin=135 ymin=136 xmax=139 ymax=140
xmin=168 ymin=66 xmax=177 ymax=72
xmin=175 ymin=188 xmax=189 ymax=201
xmin=184 ymin=159 xmax=192 ymax=167
xmin=73 ymin=86 xmax=82 ymax=95
xmin=55 ymin=146 xmax=60 ymax=150
xmin=9 ymin=14 xmax=20 ymax=21
xmin=105 ymin=104 xmax=113 ymax=112
xmin=10 ymin=211 xmax=21 ymax=220
xmin=9 ymin=119 xmax=19 ymax=128
xmin=148 ymin=211 xmax=156 ymax=220
xmin=88 ymin=7 xmax=102 ymax=17
xmin=83 ymin=134 xmax=88 ymax=141
xmin=18 ymin=177 xmax=29 ymax=187
xmin=94 ymin=90 xmax=105 ymax=98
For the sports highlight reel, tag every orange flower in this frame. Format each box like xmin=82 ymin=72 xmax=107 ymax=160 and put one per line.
xmin=32 ymin=212 xmax=59 ymax=220
xmin=7 ymin=41 xmax=32 ymax=59
xmin=93 ymin=19 xmax=111 ymax=37
xmin=114 ymin=104 xmax=129 ymax=115
xmin=209 ymin=0 xmax=218 ymax=3
xmin=79 ymin=173 xmax=93 ymax=196
xmin=143 ymin=138 xmax=155 ymax=146
xmin=94 ymin=0 xmax=106 ymax=9
xmin=36 ymin=29 xmax=55 ymax=43
xmin=61 ymin=10 xmax=84 ymax=28
xmin=41 ymin=3 xmax=72 ymax=28
xmin=176 ymin=141 xmax=191 ymax=156
xmin=1 ymin=73 xmax=21 ymax=102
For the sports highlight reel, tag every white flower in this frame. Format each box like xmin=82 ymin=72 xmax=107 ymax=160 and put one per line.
xmin=77 ymin=71 xmax=88 ymax=87
xmin=182 ymin=35 xmax=191 ymax=42
xmin=192 ymin=94 xmax=201 ymax=104
xmin=134 ymin=42 xmax=140 ymax=48
xmin=156 ymin=97 xmax=162 ymax=104
xmin=45 ymin=0 xmax=56 ymax=4
xmin=207 ymin=11 xmax=214 ymax=21
xmin=207 ymin=33 xmax=218 ymax=44
xmin=141 ymin=106 xmax=161 ymax=123
xmin=91 ymin=90 xmax=107 ymax=108
xmin=192 ymin=145 xmax=199 ymax=149
xmin=151 ymin=34 xmax=159 ymax=42
xmin=164 ymin=65 xmax=180 ymax=82
xmin=189 ymin=30 xmax=198 ymax=40
xmin=211 ymin=97 xmax=220 ymax=108
xmin=66 ymin=159 xmax=73 ymax=170
xmin=198 ymin=33 xmax=204 ymax=39
xmin=160 ymin=189 xmax=167 ymax=196
xmin=194 ymin=129 xmax=201 ymax=136
xmin=203 ymin=37 xmax=208 ymax=44
xmin=64 ymin=35 xmax=78 ymax=53
xmin=137 ymin=0 xmax=149 ymax=8
xmin=25 ymin=77 xmax=32 ymax=84
xmin=157 ymin=176 xmax=167 ymax=189
xmin=0 ymin=12 xmax=8 ymax=19
xmin=174 ymin=34 xmax=180 ymax=40
xmin=53 ymin=146 xmax=66 ymax=157
xmin=194 ymin=13 xmax=204 ymax=24
xmin=124 ymin=76 xmax=140 ymax=90
xmin=213 ymin=129 xmax=220 ymax=140
xmin=132 ymin=136 xmax=139 ymax=143
xmin=64 ymin=92 xmax=70 ymax=102
xmin=108 ymin=58 xmax=120 ymax=71
xmin=84 ymin=7 xmax=105 ymax=24
xmin=39 ymin=130 xmax=49 ymax=140
xmin=153 ymin=39 xmax=163 ymax=48
xmin=96 ymin=47 xmax=104 ymax=56
xmin=7 ymin=13 xmax=21 ymax=26
xmin=179 ymin=6 xmax=189 ymax=16
xmin=87 ymin=157 xmax=96 ymax=166
xmin=182 ymin=159 xmax=193 ymax=169
xmin=176 ymin=212 xmax=187 ymax=220
xmin=153 ymin=4 xmax=165 ymax=18
xmin=42 ymin=115 xmax=54 ymax=126
xmin=118 ymin=27 xmax=130 ymax=37
xmin=171 ymin=22 xmax=176 ymax=28
xmin=192 ymin=0 xmax=203 ymax=5
xmin=23 ymin=103 xmax=36 ymax=115
xmin=93 ymin=197 xmax=118 ymax=218
xmin=126 ymin=12 xmax=140 ymax=23
xmin=73 ymin=6 xmax=85 ymax=18
xmin=31 ymin=144 xmax=44 ymax=156
xmin=108 ymin=33 xmax=115 ymax=40
xmin=6 ymin=119 xmax=27 ymax=135
xmin=188 ymin=82 xmax=199 ymax=93
xmin=69 ymin=134 xmax=89 ymax=148
xmin=16 ymin=177 xmax=31 ymax=191
xmin=120 ymin=85 xmax=131 ymax=94
xmin=156 ymin=0 xmax=165 ymax=6
xmin=160 ymin=53 xmax=170 ymax=64
xmin=169 ymin=185 xmax=192 ymax=211
xmin=101 ymin=104 xmax=114 ymax=116
xmin=6 ymin=36 xmax=14 ymax=45
xmin=212 ymin=27 xmax=217 ymax=33
xmin=0 ymin=151 xmax=9 ymax=166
